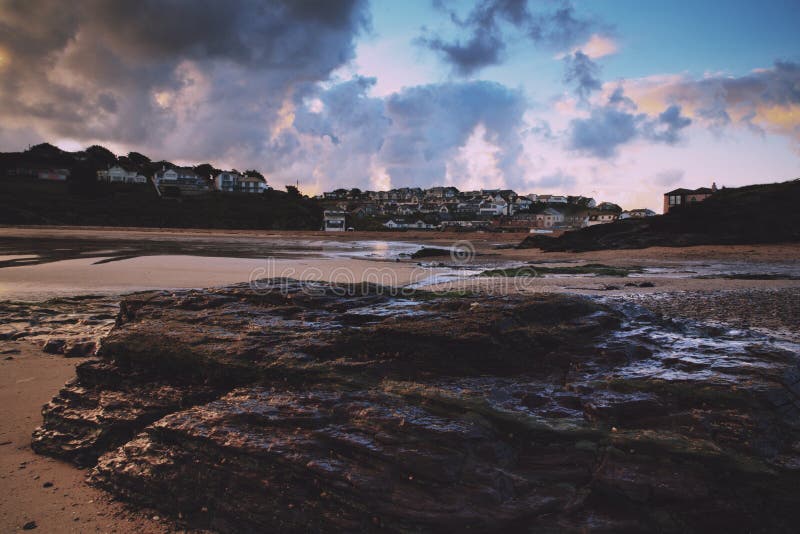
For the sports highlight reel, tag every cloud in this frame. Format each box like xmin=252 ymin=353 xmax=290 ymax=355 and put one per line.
xmin=419 ymin=28 xmax=505 ymax=77
xmin=556 ymin=34 xmax=618 ymax=60
xmin=0 ymin=0 xmax=535 ymax=192
xmin=646 ymin=105 xmax=692 ymax=144
xmin=568 ymin=107 xmax=639 ymax=158
xmin=563 ymin=50 xmax=602 ymax=102
xmin=0 ymin=0 xmax=370 ymax=162
xmin=381 ymin=80 xmax=527 ymax=184
xmin=253 ymin=78 xmax=528 ymax=192
xmin=567 ymin=89 xmax=691 ymax=158
xmin=654 ymin=169 xmax=684 ymax=187
xmin=418 ymin=0 xmax=597 ymax=76
xmin=533 ymin=170 xmax=577 ymax=190
xmin=572 ymin=34 xmax=618 ymax=59
xmin=613 ymin=61 xmax=800 ymax=144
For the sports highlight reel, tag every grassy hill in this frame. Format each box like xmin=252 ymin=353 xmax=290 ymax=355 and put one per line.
xmin=518 ymin=179 xmax=800 ymax=251
xmin=0 ymin=143 xmax=322 ymax=230
xmin=0 ymin=177 xmax=322 ymax=230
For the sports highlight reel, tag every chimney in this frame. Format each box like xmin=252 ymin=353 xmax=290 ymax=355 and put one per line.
xmin=711 ymin=181 xmax=718 ymax=192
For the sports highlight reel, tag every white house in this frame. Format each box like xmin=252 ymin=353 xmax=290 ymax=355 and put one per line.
xmin=479 ymin=195 xmax=508 ymax=216
xmin=97 ymin=165 xmax=147 ymax=184
xmin=214 ymin=171 xmax=269 ymax=193
xmin=383 ymin=219 xmax=404 ymax=229
xmin=382 ymin=218 xmax=436 ymax=230
xmin=534 ymin=208 xmax=565 ymax=228
xmin=238 ymin=174 xmax=268 ymax=193
xmin=620 ymin=208 xmax=656 ymax=219
xmin=586 ymin=211 xmax=618 ymax=226
xmin=153 ymin=167 xmax=210 ymax=196
xmin=323 ymin=210 xmax=347 ymax=231
xmin=514 ymin=197 xmax=533 ymax=211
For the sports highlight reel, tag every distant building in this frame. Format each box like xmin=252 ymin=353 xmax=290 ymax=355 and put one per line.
xmin=38 ymin=168 xmax=70 ymax=181
xmin=586 ymin=210 xmax=618 ymax=226
xmin=382 ymin=218 xmax=436 ymax=230
xmin=97 ymin=165 xmax=146 ymax=184
xmin=620 ymin=208 xmax=656 ymax=219
xmin=539 ymin=194 xmax=567 ymax=204
xmin=534 ymin=208 xmax=565 ymax=228
xmin=154 ymin=167 xmax=210 ymax=196
xmin=214 ymin=171 xmax=268 ymax=193
xmin=663 ymin=183 xmax=717 ymax=213
xmin=479 ymin=195 xmax=508 ymax=216
xmin=568 ymin=196 xmax=596 ymax=208
xmin=323 ymin=210 xmax=347 ymax=231
xmin=513 ymin=196 xmax=533 ymax=211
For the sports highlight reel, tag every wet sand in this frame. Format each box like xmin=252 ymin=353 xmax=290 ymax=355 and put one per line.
xmin=0 ymin=341 xmax=167 ymax=533
xmin=0 ymin=255 xmax=445 ymax=301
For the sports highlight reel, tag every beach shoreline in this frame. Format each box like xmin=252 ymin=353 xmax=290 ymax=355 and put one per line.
xmin=1 ymin=227 xmax=799 ymax=532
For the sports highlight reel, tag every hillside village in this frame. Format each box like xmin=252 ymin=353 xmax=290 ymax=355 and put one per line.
xmin=1 ymin=142 xmax=723 ymax=233
xmin=317 ymin=186 xmax=658 ymax=233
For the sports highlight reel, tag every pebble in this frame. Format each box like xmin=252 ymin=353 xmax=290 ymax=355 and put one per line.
xmin=22 ymin=520 xmax=37 ymax=530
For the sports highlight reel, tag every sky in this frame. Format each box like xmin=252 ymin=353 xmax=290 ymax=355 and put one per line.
xmin=0 ymin=0 xmax=798 ymax=210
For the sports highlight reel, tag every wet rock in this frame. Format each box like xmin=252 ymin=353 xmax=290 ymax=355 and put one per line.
xmin=0 ymin=297 xmax=117 ymax=356
xmin=410 ymin=247 xmax=451 ymax=259
xmin=42 ymin=338 xmax=66 ymax=354
xmin=31 ymin=280 xmax=800 ymax=532
xmin=63 ymin=340 xmax=97 ymax=357
xmin=624 ymin=281 xmax=655 ymax=288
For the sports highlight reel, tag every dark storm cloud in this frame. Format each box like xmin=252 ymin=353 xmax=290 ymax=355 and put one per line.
xmin=568 ymin=88 xmax=692 ymax=158
xmin=563 ymin=50 xmax=601 ymax=102
xmin=418 ymin=0 xmax=597 ymax=75
xmin=0 ymin=0 xmax=369 ymax=158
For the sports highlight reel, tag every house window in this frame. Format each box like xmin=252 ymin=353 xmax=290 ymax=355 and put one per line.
xmin=668 ymin=195 xmax=682 ymax=206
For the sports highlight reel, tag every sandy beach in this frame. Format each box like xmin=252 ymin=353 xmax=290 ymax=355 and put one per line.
xmin=1 ymin=225 xmax=799 ymax=532
xmin=0 ymin=341 xmax=167 ymax=533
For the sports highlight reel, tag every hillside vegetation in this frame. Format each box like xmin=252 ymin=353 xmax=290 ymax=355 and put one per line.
xmin=519 ymin=179 xmax=800 ymax=251
xmin=0 ymin=144 xmax=322 ymax=230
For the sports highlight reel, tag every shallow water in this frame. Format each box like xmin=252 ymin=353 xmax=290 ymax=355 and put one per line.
xmin=0 ymin=235 xmax=454 ymax=301
xmin=599 ymin=298 xmax=800 ymax=387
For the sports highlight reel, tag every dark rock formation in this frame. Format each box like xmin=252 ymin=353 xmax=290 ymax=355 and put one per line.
xmin=0 ymin=296 xmax=117 ymax=356
xmin=32 ymin=280 xmax=800 ymax=532
xmin=410 ymin=247 xmax=451 ymax=259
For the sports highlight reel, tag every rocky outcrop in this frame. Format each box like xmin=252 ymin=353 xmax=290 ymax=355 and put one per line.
xmin=32 ymin=280 xmax=800 ymax=532
xmin=0 ymin=296 xmax=118 ymax=356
